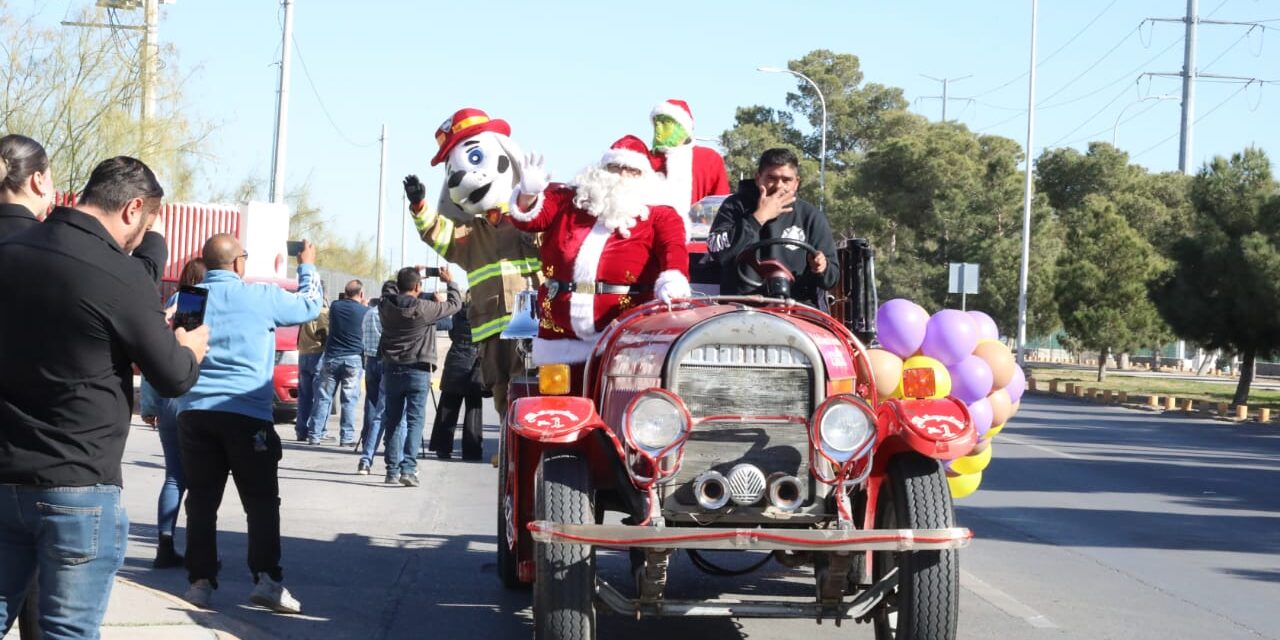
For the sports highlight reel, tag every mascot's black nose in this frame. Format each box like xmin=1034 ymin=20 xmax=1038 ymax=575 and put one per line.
xmin=447 ymin=171 xmax=466 ymax=189
xmin=467 ymin=182 xmax=492 ymax=204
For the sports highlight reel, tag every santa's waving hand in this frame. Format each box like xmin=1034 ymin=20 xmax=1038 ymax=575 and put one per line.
xmin=510 ymin=135 xmax=691 ymax=365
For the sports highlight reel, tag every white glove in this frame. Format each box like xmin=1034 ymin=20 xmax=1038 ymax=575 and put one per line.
xmin=656 ymin=274 xmax=691 ymax=304
xmin=519 ymin=152 xmax=551 ymax=197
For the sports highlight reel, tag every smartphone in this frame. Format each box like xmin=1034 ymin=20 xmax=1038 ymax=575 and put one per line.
xmin=286 ymin=240 xmax=305 ymax=257
xmin=172 ymin=285 xmax=209 ymax=331
xmin=420 ymin=266 xmax=441 ymax=278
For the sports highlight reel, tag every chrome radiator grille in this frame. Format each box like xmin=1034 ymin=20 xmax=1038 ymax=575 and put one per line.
xmin=669 ymin=361 xmax=814 ymax=505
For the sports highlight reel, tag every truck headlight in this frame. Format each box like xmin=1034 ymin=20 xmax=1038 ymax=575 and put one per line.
xmin=816 ymin=397 xmax=875 ymax=463
xmin=625 ymin=391 xmax=689 ymax=454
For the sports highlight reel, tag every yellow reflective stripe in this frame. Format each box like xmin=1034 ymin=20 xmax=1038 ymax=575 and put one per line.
xmin=472 ymin=314 xmax=511 ymax=341
xmin=452 ymin=115 xmax=490 ymax=133
xmin=467 ymin=258 xmax=542 ymax=288
xmin=431 ymin=217 xmax=454 ymax=256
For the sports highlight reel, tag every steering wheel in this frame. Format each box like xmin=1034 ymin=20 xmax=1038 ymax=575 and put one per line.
xmin=735 ymin=237 xmax=820 ymax=298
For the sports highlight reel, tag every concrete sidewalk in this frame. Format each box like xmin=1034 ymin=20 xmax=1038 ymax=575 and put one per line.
xmin=4 ymin=576 xmax=255 ymax=640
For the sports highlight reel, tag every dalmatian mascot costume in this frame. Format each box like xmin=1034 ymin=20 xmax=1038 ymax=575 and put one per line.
xmin=403 ymin=107 xmax=542 ymax=421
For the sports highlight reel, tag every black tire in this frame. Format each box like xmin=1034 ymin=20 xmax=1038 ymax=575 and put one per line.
xmin=496 ymin=427 xmax=522 ymax=589
xmin=873 ymin=453 xmax=959 ymax=640
xmin=533 ymin=450 xmax=596 ymax=640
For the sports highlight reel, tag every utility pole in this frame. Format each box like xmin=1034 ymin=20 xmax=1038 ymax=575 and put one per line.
xmin=400 ymin=192 xmax=409 ymax=272
xmin=1143 ymin=2 xmax=1265 ymax=366
xmin=918 ymin=74 xmax=974 ymax=122
xmin=375 ymin=124 xmax=388 ymax=276
xmin=269 ymin=0 xmax=295 ymax=204
xmin=140 ymin=0 xmax=158 ymax=128
xmin=1016 ymin=0 xmax=1038 ymax=369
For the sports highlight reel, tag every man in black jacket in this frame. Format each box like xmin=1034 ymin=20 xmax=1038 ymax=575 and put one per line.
xmin=707 ymin=148 xmax=839 ymax=308
xmin=0 ymin=156 xmax=208 ymax=637
xmin=379 ymin=266 xmax=463 ymax=487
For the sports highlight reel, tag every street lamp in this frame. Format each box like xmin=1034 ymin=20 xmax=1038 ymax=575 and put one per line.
xmin=758 ymin=66 xmax=827 ymax=213
xmin=1112 ymin=95 xmax=1178 ymax=146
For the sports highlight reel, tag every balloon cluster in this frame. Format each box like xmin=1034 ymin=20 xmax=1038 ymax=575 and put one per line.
xmin=867 ymin=299 xmax=1027 ymax=500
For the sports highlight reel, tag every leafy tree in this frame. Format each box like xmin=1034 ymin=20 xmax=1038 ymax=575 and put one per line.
xmin=0 ymin=2 xmax=211 ymax=199
xmin=1056 ymin=196 xmax=1169 ymax=381
xmin=1152 ymin=148 xmax=1280 ymax=404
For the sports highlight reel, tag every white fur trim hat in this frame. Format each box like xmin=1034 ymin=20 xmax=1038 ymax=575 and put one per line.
xmin=599 ymin=134 xmax=659 ymax=176
xmin=651 ymin=99 xmax=695 ymax=136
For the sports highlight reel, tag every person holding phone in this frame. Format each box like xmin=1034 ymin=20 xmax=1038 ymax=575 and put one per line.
xmin=174 ymin=234 xmax=322 ymax=613
xmin=0 ymin=156 xmax=208 ymax=638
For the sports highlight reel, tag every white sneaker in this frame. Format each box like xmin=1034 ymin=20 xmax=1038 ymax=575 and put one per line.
xmin=184 ymin=579 xmax=214 ymax=608
xmin=249 ymin=573 xmax=302 ymax=614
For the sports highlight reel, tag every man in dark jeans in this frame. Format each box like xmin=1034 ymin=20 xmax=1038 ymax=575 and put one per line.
xmin=0 ymin=156 xmax=207 ymax=637
xmin=307 ymin=280 xmax=369 ymax=445
xmin=379 ymin=266 xmax=463 ymax=487
xmin=707 ymin=147 xmax=839 ymax=309
xmin=175 ymin=234 xmax=323 ymax=613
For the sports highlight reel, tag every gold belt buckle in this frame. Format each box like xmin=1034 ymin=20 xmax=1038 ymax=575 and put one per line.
xmin=573 ymin=282 xmax=596 ymax=295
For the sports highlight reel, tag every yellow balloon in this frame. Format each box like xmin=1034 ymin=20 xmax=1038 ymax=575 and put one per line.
xmin=865 ymin=349 xmax=904 ymax=398
xmin=947 ymin=471 xmax=982 ymax=499
xmin=894 ymin=355 xmax=953 ymax=399
xmin=986 ymin=422 xmax=1006 ymax=438
xmin=950 ymin=443 xmax=993 ymax=475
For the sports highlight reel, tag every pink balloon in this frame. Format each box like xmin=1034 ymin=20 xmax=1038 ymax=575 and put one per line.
xmin=1005 ymin=364 xmax=1027 ymax=404
xmin=966 ymin=310 xmax=1000 ymax=341
xmin=921 ymin=309 xmax=980 ymax=366
xmin=967 ymin=397 xmax=994 ymax=438
xmin=876 ymin=299 xmax=929 ymax=358
xmin=948 ymin=355 xmax=994 ymax=404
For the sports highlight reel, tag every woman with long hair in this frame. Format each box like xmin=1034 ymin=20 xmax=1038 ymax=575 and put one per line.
xmin=140 ymin=256 xmax=207 ymax=568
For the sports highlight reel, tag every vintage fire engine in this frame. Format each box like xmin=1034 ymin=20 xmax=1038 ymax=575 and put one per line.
xmin=498 ymin=197 xmax=975 ymax=640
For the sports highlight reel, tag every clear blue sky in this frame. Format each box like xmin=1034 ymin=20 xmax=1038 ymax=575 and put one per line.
xmin=31 ymin=0 xmax=1280 ymax=270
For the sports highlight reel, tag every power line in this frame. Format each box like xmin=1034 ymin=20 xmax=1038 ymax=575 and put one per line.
xmin=290 ymin=33 xmax=376 ymax=149
xmin=1044 ymin=81 xmax=1138 ymax=146
xmin=1132 ymin=80 xmax=1254 ymax=159
xmin=971 ymin=0 xmax=1123 ymax=98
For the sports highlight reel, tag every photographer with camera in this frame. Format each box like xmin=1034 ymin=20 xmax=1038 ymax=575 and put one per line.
xmin=377 ymin=265 xmax=462 ymax=487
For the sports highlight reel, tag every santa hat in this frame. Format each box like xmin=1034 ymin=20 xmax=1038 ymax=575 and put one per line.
xmin=599 ymin=135 xmax=660 ymax=176
xmin=431 ymin=107 xmax=511 ymax=166
xmin=650 ymin=99 xmax=695 ymax=136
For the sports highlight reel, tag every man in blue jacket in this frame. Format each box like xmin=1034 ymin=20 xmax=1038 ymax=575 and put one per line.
xmin=175 ymin=234 xmax=323 ymax=613
xmin=306 ymin=280 xmax=369 ymax=445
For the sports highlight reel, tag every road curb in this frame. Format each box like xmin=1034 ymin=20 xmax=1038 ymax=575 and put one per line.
xmin=112 ymin=576 xmax=270 ymax=640
xmin=1025 ymin=385 xmax=1280 ymax=429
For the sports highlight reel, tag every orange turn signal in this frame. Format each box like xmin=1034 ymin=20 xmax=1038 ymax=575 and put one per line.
xmin=539 ymin=364 xmax=571 ymax=395
xmin=828 ymin=377 xmax=855 ymax=395
xmin=901 ymin=368 xmax=937 ymax=399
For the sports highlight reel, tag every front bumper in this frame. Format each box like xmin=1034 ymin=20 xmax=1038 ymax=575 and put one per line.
xmin=528 ymin=521 xmax=972 ymax=552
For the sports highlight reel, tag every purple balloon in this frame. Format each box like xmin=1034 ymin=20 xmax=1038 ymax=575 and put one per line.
xmin=967 ymin=397 xmax=994 ymax=438
xmin=876 ymin=299 xmax=929 ymax=358
xmin=967 ymin=310 xmax=1000 ymax=341
xmin=948 ymin=355 xmax=994 ymax=404
xmin=921 ymin=309 xmax=980 ymax=366
xmin=1005 ymin=364 xmax=1027 ymax=404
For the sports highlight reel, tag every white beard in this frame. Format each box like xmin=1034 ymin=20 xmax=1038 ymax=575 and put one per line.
xmin=571 ymin=167 xmax=656 ymax=238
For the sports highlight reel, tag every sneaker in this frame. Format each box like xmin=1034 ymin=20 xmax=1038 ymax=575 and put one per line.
xmin=153 ymin=535 xmax=184 ymax=569
xmin=306 ymin=439 xmax=320 ymax=445
xmin=399 ymin=473 xmax=420 ymax=487
xmin=384 ymin=472 xmax=400 ymax=485
xmin=339 ymin=440 xmax=357 ymax=447
xmin=356 ymin=461 xmax=371 ymax=475
xmin=436 ymin=451 xmax=452 ymax=460
xmin=249 ymin=574 xmax=302 ymax=614
xmin=184 ymin=579 xmax=214 ymax=608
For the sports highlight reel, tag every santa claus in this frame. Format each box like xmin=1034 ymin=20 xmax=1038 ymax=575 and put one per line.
xmin=650 ymin=99 xmax=731 ymax=233
xmin=510 ymin=135 xmax=691 ymax=365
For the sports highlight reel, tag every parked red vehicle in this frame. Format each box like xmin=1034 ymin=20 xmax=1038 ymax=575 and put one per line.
xmin=498 ymin=197 xmax=975 ymax=639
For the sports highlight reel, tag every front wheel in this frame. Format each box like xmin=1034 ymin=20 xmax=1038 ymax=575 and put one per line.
xmin=873 ymin=453 xmax=959 ymax=640
xmin=533 ymin=450 xmax=596 ymax=640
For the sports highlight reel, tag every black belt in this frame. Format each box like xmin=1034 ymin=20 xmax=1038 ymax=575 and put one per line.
xmin=544 ymin=279 xmax=650 ymax=296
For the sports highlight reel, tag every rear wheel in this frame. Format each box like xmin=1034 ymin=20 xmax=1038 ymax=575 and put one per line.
xmin=496 ymin=426 xmax=522 ymax=589
xmin=533 ymin=450 xmax=596 ymax=640
xmin=873 ymin=453 xmax=959 ymax=640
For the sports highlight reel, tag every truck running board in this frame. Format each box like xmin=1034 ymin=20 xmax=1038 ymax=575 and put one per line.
xmin=528 ymin=521 xmax=973 ymax=551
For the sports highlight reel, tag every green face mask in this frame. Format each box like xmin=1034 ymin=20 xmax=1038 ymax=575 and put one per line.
xmin=652 ymin=116 xmax=689 ymax=151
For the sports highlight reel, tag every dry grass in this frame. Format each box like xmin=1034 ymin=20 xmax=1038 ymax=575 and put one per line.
xmin=1026 ymin=366 xmax=1280 ymax=411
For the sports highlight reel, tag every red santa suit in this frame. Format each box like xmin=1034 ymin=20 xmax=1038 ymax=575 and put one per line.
xmin=651 ymin=99 xmax=731 ymax=232
xmin=509 ymin=138 xmax=690 ymax=365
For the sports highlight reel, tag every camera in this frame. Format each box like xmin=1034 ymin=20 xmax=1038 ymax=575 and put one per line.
xmin=420 ymin=266 xmax=441 ymax=278
xmin=286 ymin=240 xmax=305 ymax=257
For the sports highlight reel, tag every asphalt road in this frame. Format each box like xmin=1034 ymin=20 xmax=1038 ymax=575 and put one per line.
xmin=113 ymin=392 xmax=1280 ymax=639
